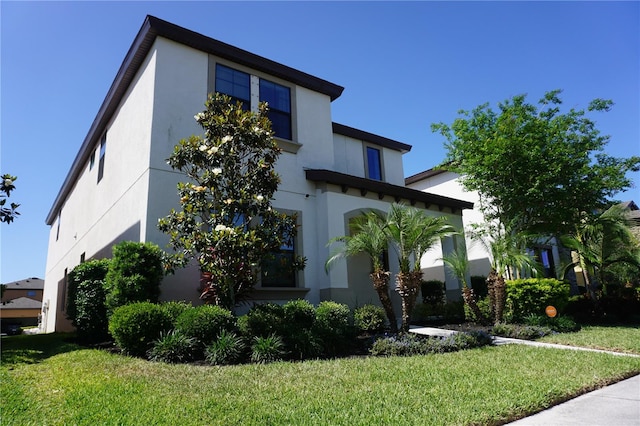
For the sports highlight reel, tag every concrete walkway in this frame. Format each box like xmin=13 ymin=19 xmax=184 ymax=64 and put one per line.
xmin=410 ymin=327 xmax=640 ymax=425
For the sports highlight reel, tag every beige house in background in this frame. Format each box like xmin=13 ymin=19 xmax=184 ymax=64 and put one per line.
xmin=1 ymin=277 xmax=44 ymax=329
xmin=42 ymin=16 xmax=472 ymax=333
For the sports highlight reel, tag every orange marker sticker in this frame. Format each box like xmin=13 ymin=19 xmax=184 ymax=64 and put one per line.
xmin=545 ymin=306 xmax=557 ymax=318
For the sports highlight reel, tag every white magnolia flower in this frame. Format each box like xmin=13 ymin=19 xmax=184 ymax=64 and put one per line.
xmin=222 ymin=135 xmax=233 ymax=143
xmin=3 ymin=179 xmax=13 ymax=187
xmin=253 ymin=126 xmax=262 ymax=134
xmin=214 ymin=224 xmax=227 ymax=232
xmin=208 ymin=146 xmax=219 ymax=155
xmin=256 ymin=195 xmax=264 ymax=202
xmin=194 ymin=112 xmax=205 ymax=121
xmin=199 ymin=145 xmax=208 ymax=152
xmin=212 ymin=168 xmax=222 ymax=176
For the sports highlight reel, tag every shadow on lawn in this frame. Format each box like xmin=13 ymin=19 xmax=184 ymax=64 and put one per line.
xmin=1 ymin=333 xmax=81 ymax=367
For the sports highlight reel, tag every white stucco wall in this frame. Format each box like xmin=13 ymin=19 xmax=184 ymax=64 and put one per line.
xmin=42 ymin=45 xmax=159 ymax=332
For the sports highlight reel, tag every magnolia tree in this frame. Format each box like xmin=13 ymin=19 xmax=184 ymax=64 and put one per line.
xmin=1 ymin=174 xmax=19 ymax=224
xmin=159 ymin=93 xmax=300 ymax=309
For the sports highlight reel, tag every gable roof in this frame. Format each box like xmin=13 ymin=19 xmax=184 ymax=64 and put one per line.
xmin=0 ymin=297 xmax=42 ymax=310
xmin=2 ymin=277 xmax=44 ymax=290
xmin=46 ymin=15 xmax=345 ymax=225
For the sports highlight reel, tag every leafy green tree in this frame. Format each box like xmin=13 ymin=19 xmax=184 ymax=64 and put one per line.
xmin=1 ymin=174 xmax=19 ymax=224
xmin=561 ymin=204 xmax=640 ymax=297
xmin=326 ymin=211 xmax=398 ymax=333
xmin=385 ymin=204 xmax=456 ymax=331
xmin=432 ymin=90 xmax=640 ymax=236
xmin=158 ymin=93 xmax=299 ymax=310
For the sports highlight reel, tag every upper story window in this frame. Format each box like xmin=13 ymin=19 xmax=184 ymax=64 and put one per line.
xmin=215 ymin=64 xmax=250 ymax=110
xmin=365 ymin=146 xmax=383 ymax=181
xmin=97 ymin=133 xmax=106 ymax=183
xmin=259 ymin=79 xmax=291 ymax=140
xmin=215 ymin=64 xmax=292 ymax=140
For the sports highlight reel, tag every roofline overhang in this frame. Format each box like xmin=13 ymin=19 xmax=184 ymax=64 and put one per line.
xmin=46 ymin=15 xmax=345 ymax=225
xmin=404 ymin=166 xmax=449 ymax=185
xmin=305 ymin=169 xmax=474 ymax=212
xmin=332 ymin=123 xmax=412 ymax=153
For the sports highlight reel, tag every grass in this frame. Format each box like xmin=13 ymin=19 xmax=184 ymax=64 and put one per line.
xmin=2 ymin=332 xmax=639 ymax=425
xmin=538 ymin=324 xmax=640 ymax=354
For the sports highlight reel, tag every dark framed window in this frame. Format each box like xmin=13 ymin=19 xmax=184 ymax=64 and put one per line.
xmin=532 ymin=246 xmax=556 ymax=278
xmin=89 ymin=149 xmax=95 ymax=170
xmin=215 ymin=64 xmax=250 ymax=110
xmin=259 ymin=79 xmax=291 ymax=140
xmin=97 ymin=134 xmax=106 ymax=183
xmin=366 ymin=146 xmax=383 ymax=181
xmin=261 ymin=215 xmax=298 ymax=288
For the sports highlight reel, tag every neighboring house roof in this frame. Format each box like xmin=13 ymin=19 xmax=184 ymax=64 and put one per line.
xmin=2 ymin=277 xmax=44 ymax=291
xmin=0 ymin=297 xmax=42 ymax=310
xmin=46 ymin=15 xmax=345 ymax=226
xmin=405 ymin=167 xmax=450 ymax=185
xmin=305 ymin=169 xmax=474 ymax=212
xmin=332 ymin=123 xmax=411 ymax=153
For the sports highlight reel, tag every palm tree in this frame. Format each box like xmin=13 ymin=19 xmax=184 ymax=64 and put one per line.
xmin=385 ymin=204 xmax=456 ymax=332
xmin=326 ymin=211 xmax=398 ymax=333
xmin=440 ymin=242 xmax=488 ymax=324
xmin=469 ymin=221 xmax=541 ymax=324
xmin=561 ymin=205 xmax=640 ymax=297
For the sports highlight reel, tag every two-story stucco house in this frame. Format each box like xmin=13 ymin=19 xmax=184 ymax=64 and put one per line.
xmin=42 ymin=16 xmax=473 ymax=333
xmin=406 ymin=167 xmax=561 ymax=283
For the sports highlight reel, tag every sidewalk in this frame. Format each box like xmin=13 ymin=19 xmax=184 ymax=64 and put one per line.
xmin=506 ymin=374 xmax=640 ymax=426
xmin=410 ymin=327 xmax=640 ymax=425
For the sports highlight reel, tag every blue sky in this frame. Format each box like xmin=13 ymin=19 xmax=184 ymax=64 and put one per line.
xmin=1 ymin=1 xmax=639 ymax=283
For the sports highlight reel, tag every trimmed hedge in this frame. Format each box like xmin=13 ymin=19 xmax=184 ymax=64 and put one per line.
xmin=109 ymin=302 xmax=173 ymax=356
xmin=105 ymin=241 xmax=164 ymax=313
xmin=505 ymin=278 xmax=570 ymax=322
xmin=66 ymin=259 xmax=111 ymax=342
xmin=354 ymin=304 xmax=386 ymax=335
xmin=175 ymin=305 xmax=236 ymax=350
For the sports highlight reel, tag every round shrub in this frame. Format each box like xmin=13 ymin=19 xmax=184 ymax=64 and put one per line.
xmin=105 ymin=241 xmax=164 ymax=313
xmin=109 ymin=302 xmax=172 ymax=357
xmin=148 ymin=330 xmax=197 ymax=363
xmin=281 ymin=299 xmax=320 ymax=360
xmin=314 ymin=301 xmax=353 ymax=357
xmin=161 ymin=301 xmax=193 ymax=326
xmin=175 ymin=305 xmax=236 ymax=350
xmin=243 ymin=303 xmax=285 ymax=338
xmin=283 ymin=299 xmax=316 ymax=329
xmin=354 ymin=304 xmax=386 ymax=335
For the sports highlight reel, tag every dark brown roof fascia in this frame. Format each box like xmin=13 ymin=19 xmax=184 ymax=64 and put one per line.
xmin=332 ymin=123 xmax=412 ymax=153
xmin=46 ymin=15 xmax=345 ymax=225
xmin=404 ymin=167 xmax=450 ymax=185
xmin=305 ymin=169 xmax=473 ymax=211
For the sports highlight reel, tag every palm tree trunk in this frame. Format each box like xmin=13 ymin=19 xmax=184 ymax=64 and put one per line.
xmin=396 ymin=271 xmax=422 ymax=332
xmin=370 ymin=270 xmax=398 ymax=334
xmin=462 ymin=285 xmax=487 ymax=324
xmin=486 ymin=269 xmax=506 ymax=324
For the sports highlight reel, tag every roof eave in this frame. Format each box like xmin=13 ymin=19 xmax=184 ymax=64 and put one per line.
xmin=46 ymin=15 xmax=344 ymax=225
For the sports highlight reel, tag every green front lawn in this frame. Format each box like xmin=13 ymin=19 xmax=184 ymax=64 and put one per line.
xmin=2 ymin=333 xmax=639 ymax=425
xmin=538 ymin=325 xmax=640 ymax=354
